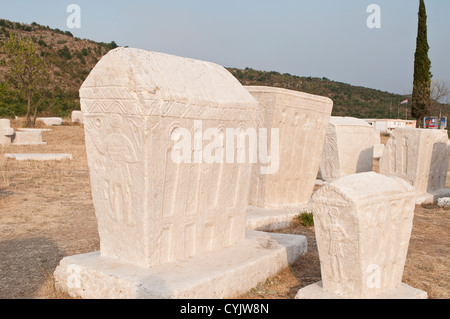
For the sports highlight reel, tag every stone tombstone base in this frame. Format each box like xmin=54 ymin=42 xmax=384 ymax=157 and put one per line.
xmin=415 ymin=189 xmax=450 ymax=205
xmin=295 ymin=281 xmax=427 ymax=299
xmin=246 ymin=203 xmax=312 ymax=232
xmin=54 ymin=230 xmax=307 ymax=299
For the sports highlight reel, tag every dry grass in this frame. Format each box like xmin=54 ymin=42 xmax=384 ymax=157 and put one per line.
xmin=0 ymin=126 xmax=449 ymax=299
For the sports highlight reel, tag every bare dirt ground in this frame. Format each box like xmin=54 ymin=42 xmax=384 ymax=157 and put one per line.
xmin=0 ymin=123 xmax=448 ymax=299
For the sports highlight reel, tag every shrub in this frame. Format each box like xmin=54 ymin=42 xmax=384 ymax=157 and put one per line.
xmin=58 ymin=45 xmax=72 ymax=60
xmin=0 ymin=106 xmax=15 ymax=117
xmin=297 ymin=212 xmax=314 ymax=227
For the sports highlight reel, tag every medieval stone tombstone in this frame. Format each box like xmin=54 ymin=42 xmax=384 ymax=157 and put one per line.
xmin=53 ymin=48 xmax=307 ymax=299
xmin=244 ymin=86 xmax=333 ymax=231
xmin=380 ymin=128 xmax=450 ymax=204
xmin=296 ymin=172 xmax=427 ymax=299
xmin=319 ymin=117 xmax=378 ymax=182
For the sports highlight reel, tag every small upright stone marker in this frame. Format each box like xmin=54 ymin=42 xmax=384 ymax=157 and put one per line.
xmin=71 ymin=111 xmax=84 ymax=124
xmin=296 ymin=172 xmax=427 ymax=299
xmin=0 ymin=119 xmax=14 ymax=146
xmin=380 ymin=128 xmax=450 ymax=204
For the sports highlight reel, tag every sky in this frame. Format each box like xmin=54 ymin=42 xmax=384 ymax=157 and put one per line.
xmin=1 ymin=0 xmax=449 ymax=95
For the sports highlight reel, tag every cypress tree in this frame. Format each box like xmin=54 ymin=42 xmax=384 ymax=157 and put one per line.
xmin=411 ymin=0 xmax=432 ymax=127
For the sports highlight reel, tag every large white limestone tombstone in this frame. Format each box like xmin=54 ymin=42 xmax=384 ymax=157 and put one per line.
xmin=296 ymin=172 xmax=427 ymax=299
xmin=244 ymin=86 xmax=333 ymax=231
xmin=53 ymin=48 xmax=307 ymax=299
xmin=319 ymin=117 xmax=378 ymax=182
xmin=380 ymin=128 xmax=450 ymax=204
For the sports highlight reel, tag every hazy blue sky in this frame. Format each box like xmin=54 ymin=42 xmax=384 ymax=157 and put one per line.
xmin=2 ymin=0 xmax=449 ymax=95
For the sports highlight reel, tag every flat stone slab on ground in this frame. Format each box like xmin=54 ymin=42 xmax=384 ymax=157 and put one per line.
xmin=295 ymin=281 xmax=427 ymax=299
xmin=17 ymin=128 xmax=52 ymax=132
xmin=5 ymin=153 xmax=73 ymax=161
xmin=36 ymin=117 xmax=63 ymax=126
xmin=54 ymin=230 xmax=307 ymax=299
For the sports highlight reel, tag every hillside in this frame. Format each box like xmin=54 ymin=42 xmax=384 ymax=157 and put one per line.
xmin=1 ymin=19 xmax=410 ymax=120
xmin=0 ymin=19 xmax=116 ymax=118
xmin=227 ymin=68 xmax=409 ymax=119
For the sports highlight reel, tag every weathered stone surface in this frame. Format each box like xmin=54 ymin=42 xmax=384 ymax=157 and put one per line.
xmin=17 ymin=128 xmax=52 ymax=132
xmin=380 ymin=128 xmax=450 ymax=204
xmin=296 ymin=172 xmax=426 ymax=299
xmin=11 ymin=130 xmax=47 ymax=145
xmin=373 ymin=143 xmax=385 ymax=159
xmin=246 ymin=204 xmax=312 ymax=231
xmin=4 ymin=153 xmax=73 ymax=161
xmin=71 ymin=111 xmax=84 ymax=124
xmin=245 ymin=86 xmax=333 ymax=209
xmin=0 ymin=119 xmax=14 ymax=146
xmin=37 ymin=117 xmax=63 ymax=126
xmin=54 ymin=230 xmax=307 ymax=299
xmin=295 ymin=281 xmax=427 ymax=299
xmin=437 ymin=197 xmax=450 ymax=208
xmin=319 ymin=117 xmax=378 ymax=182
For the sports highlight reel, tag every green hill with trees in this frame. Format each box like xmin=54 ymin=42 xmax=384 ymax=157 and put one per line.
xmin=0 ymin=19 xmax=418 ymax=122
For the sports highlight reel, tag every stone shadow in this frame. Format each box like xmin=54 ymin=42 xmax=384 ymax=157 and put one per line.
xmin=0 ymin=237 xmax=64 ymax=299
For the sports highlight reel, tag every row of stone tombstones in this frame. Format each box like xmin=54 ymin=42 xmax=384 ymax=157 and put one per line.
xmin=53 ymin=48 xmax=447 ymax=299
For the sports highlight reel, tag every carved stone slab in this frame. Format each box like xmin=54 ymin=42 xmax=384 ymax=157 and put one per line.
xmin=245 ymin=86 xmax=333 ymax=208
xmin=380 ymin=128 xmax=450 ymax=204
xmin=296 ymin=172 xmax=426 ymax=299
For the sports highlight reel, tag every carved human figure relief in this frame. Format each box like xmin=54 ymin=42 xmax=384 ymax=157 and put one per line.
xmin=105 ymin=115 xmax=138 ymax=225
xmin=324 ymin=208 xmax=349 ymax=280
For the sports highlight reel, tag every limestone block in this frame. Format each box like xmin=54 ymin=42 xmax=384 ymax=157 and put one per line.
xmin=37 ymin=117 xmax=63 ymax=126
xmin=0 ymin=119 xmax=15 ymax=146
xmin=72 ymin=111 xmax=84 ymax=124
xmin=5 ymin=153 xmax=73 ymax=161
xmin=245 ymin=86 xmax=333 ymax=208
xmin=319 ymin=117 xmax=378 ymax=182
xmin=296 ymin=172 xmax=426 ymax=299
xmin=373 ymin=144 xmax=385 ymax=159
xmin=17 ymin=128 xmax=52 ymax=132
xmin=54 ymin=48 xmax=309 ymax=299
xmin=78 ymin=48 xmax=261 ymax=268
xmin=437 ymin=197 xmax=450 ymax=208
xmin=380 ymin=128 xmax=450 ymax=204
xmin=11 ymin=130 xmax=47 ymax=145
